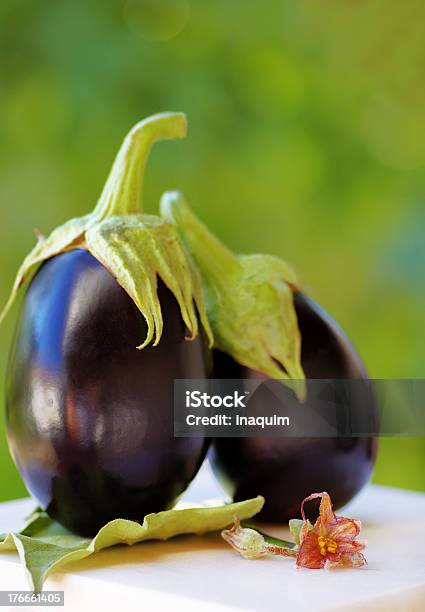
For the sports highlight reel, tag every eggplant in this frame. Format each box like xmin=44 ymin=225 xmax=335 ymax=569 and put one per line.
xmin=210 ymin=292 xmax=378 ymax=522
xmin=2 ymin=113 xmax=213 ymax=536
xmin=6 ymin=249 xmax=210 ymax=535
xmin=162 ymin=195 xmax=378 ymax=522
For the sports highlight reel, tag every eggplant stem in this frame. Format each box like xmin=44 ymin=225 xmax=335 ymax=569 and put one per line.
xmin=94 ymin=113 xmax=187 ymax=220
xmin=160 ymin=191 xmax=239 ymax=284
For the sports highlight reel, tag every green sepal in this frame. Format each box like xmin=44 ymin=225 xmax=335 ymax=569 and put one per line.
xmin=161 ymin=191 xmax=305 ymax=396
xmin=0 ymin=497 xmax=264 ymax=592
xmin=288 ymin=518 xmax=304 ymax=547
xmin=85 ymin=214 xmax=212 ymax=347
xmin=0 ymin=113 xmax=212 ymax=348
xmin=0 ymin=216 xmax=91 ymax=326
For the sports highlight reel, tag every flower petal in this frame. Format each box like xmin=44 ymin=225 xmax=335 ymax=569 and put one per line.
xmin=298 ymin=519 xmax=314 ymax=546
xmin=328 ymin=516 xmax=361 ymax=542
xmin=301 ymin=492 xmax=335 ymax=532
xmin=325 ymin=552 xmax=367 ymax=569
xmin=296 ymin=530 xmax=326 ymax=569
xmin=334 ymin=539 xmax=367 ymax=556
xmin=297 ymin=491 xmax=367 ymax=569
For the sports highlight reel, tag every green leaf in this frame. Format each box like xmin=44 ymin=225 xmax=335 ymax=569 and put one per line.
xmin=0 ymin=113 xmax=212 ymax=348
xmin=161 ymin=191 xmax=305 ymax=397
xmin=0 ymin=497 xmax=264 ymax=593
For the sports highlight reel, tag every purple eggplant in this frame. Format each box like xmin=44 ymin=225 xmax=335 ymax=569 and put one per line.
xmin=6 ymin=249 xmax=210 ymax=535
xmin=210 ymin=292 xmax=378 ymax=522
xmin=2 ymin=113 xmax=213 ymax=535
xmin=162 ymin=192 xmax=378 ymax=522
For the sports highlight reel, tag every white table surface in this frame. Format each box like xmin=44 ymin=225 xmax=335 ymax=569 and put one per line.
xmin=1 ymin=462 xmax=425 ymax=612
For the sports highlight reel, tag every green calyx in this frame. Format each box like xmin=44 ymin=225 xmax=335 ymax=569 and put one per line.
xmin=0 ymin=113 xmax=212 ymax=348
xmin=1 ymin=112 xmax=304 ymax=388
xmin=161 ymin=191 xmax=305 ymax=396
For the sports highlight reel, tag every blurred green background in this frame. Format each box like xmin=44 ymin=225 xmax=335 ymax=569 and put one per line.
xmin=0 ymin=0 xmax=424 ymax=501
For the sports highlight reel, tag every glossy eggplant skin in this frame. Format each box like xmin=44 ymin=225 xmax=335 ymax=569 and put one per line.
xmin=210 ymin=292 xmax=378 ymax=523
xmin=6 ymin=249 xmax=211 ymax=536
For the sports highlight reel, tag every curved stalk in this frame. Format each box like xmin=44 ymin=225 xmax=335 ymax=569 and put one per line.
xmin=93 ymin=113 xmax=187 ymax=220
